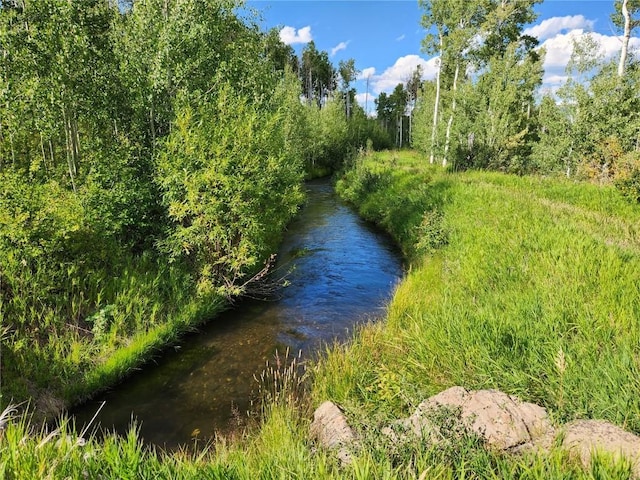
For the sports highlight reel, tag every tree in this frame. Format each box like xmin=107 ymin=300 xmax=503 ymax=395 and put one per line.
xmin=531 ymin=95 xmax=575 ymax=175
xmin=263 ymin=28 xmax=298 ymax=74
xmin=419 ymin=0 xmax=541 ymax=168
xmin=465 ymin=41 xmax=543 ymax=172
xmin=338 ymin=58 xmax=358 ymax=118
xmin=156 ymin=83 xmax=304 ymax=296
xmin=420 ymin=0 xmax=490 ymax=166
xmin=406 ymin=65 xmax=423 ymax=145
xmin=375 ymin=92 xmax=392 ymax=131
xmin=612 ymin=0 xmax=640 ymax=77
xmin=300 ymin=41 xmax=336 ymax=107
xmin=389 ymin=83 xmax=409 ymax=148
xmin=411 ymin=79 xmax=438 ymax=155
xmin=375 ymin=85 xmax=409 ymax=147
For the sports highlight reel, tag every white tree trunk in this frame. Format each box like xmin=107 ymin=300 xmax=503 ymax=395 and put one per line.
xmin=429 ymin=33 xmax=443 ymax=165
xmin=618 ymin=0 xmax=631 ymax=77
xmin=443 ymin=61 xmax=460 ymax=168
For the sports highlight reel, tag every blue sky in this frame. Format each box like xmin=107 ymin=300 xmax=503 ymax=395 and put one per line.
xmin=246 ymin=1 xmax=639 ymax=113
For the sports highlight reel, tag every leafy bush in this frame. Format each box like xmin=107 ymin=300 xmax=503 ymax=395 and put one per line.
xmin=613 ymin=151 xmax=640 ymax=203
xmin=414 ymin=209 xmax=448 ymax=254
xmin=0 ymin=170 xmax=85 ymax=328
xmin=156 ymin=84 xmax=304 ymax=297
xmin=337 ymin=159 xmax=392 ymax=204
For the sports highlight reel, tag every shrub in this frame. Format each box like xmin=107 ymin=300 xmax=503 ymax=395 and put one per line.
xmin=613 ymin=151 xmax=640 ymax=203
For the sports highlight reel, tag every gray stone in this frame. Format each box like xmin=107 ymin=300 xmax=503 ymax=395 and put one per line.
xmin=562 ymin=419 xmax=640 ymax=476
xmin=310 ymin=401 xmax=358 ymax=465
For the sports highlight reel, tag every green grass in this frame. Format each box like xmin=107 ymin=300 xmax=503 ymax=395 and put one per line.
xmin=3 ymin=149 xmax=640 ymax=478
xmin=1 ymin=250 xmax=227 ymax=418
xmin=329 ymin=151 xmax=640 ymax=429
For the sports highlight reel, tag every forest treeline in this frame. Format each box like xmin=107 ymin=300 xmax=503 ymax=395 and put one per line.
xmin=0 ymin=0 xmax=385 ymax=410
xmin=380 ymin=0 xmax=640 ymax=202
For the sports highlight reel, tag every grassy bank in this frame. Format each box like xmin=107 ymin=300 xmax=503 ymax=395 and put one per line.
xmin=3 ymin=150 xmax=640 ymax=478
xmin=329 ymin=150 xmax=640 ymax=431
xmin=0 ymin=243 xmax=227 ymax=418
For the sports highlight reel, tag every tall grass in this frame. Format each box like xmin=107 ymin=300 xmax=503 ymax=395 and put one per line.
xmin=333 ymin=149 xmax=640 ymax=423
xmin=0 ymin=243 xmax=228 ymax=419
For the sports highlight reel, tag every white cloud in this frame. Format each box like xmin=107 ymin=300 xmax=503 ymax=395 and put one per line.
xmin=279 ymin=25 xmax=312 ymax=45
xmin=536 ymin=27 xmax=640 ymax=92
xmin=331 ymin=41 xmax=349 ymax=57
xmin=372 ymin=54 xmax=438 ymax=94
xmin=540 ymin=30 xmax=640 ymax=70
xmin=357 ymin=67 xmax=376 ymax=80
xmin=539 ymin=29 xmax=586 ymax=69
xmin=396 ymin=34 xmax=406 ymax=42
xmin=524 ymin=15 xmax=595 ymax=41
xmin=543 ymin=74 xmax=570 ymax=86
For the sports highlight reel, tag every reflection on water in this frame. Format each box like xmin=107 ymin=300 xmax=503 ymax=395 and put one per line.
xmin=71 ymin=178 xmax=403 ymax=449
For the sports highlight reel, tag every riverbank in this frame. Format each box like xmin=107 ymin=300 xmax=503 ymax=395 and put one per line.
xmin=3 ymin=150 xmax=640 ymax=478
xmin=318 ymin=149 xmax=640 ymax=476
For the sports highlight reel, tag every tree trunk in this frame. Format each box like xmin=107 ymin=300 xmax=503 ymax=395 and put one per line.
xmin=443 ymin=61 xmax=460 ymax=168
xmin=429 ymin=32 xmax=443 ymax=165
xmin=62 ymin=107 xmax=77 ymax=193
xmin=40 ymin=132 xmax=47 ymax=171
xmin=150 ymin=103 xmax=156 ymax=147
xmin=71 ymin=115 xmax=81 ymax=165
xmin=48 ymin=139 xmax=55 ymax=169
xmin=618 ymin=0 xmax=631 ymax=78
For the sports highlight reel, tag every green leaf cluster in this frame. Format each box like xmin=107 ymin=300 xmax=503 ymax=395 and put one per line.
xmin=156 ymin=82 xmax=305 ymax=297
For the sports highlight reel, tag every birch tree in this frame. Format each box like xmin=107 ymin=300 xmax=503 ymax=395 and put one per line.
xmin=338 ymin=58 xmax=358 ymax=119
xmin=420 ymin=0 xmax=489 ymax=167
xmin=301 ymin=41 xmax=336 ymax=107
xmin=612 ymin=0 xmax=640 ymax=78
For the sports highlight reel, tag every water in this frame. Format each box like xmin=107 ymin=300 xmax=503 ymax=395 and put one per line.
xmin=71 ymin=178 xmax=403 ymax=449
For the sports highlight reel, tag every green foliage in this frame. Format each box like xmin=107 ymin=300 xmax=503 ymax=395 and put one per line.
xmin=417 ymin=0 xmax=542 ymax=171
xmin=337 ymin=150 xmax=446 ymax=260
xmin=0 ymin=171 xmax=85 ymax=330
xmin=455 ymin=42 xmax=543 ymax=173
xmin=613 ymin=151 xmax=640 ymax=202
xmin=414 ymin=209 xmax=448 ymax=254
xmin=532 ymin=53 xmax=640 ymax=191
xmin=82 ymin=137 xmax=164 ymax=251
xmin=375 ymin=84 xmax=409 ymax=148
xmin=156 ymin=83 xmax=304 ymax=297
xmin=301 ymin=40 xmax=337 ymax=107
xmin=302 ymin=98 xmax=351 ymax=175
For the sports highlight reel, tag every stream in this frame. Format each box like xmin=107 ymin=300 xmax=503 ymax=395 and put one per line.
xmin=71 ymin=178 xmax=403 ymax=449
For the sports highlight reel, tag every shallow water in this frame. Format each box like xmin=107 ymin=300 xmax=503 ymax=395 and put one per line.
xmin=71 ymin=178 xmax=403 ymax=449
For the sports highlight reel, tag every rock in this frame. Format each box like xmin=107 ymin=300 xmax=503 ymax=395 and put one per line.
xmin=562 ymin=419 xmax=640 ymax=476
xmin=393 ymin=386 xmax=554 ymax=451
xmin=310 ymin=401 xmax=358 ymax=465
